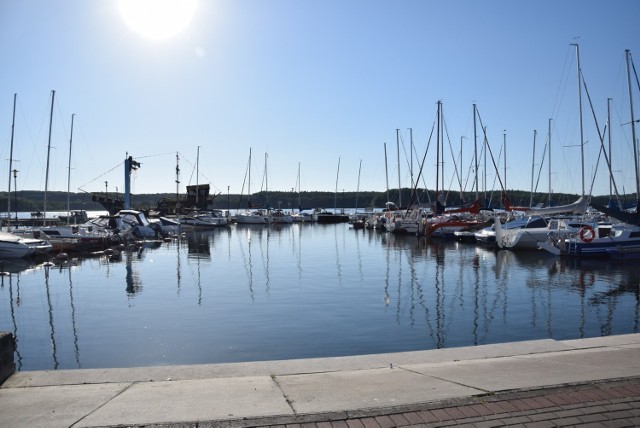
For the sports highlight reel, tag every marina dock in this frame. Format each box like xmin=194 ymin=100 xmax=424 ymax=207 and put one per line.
xmin=1 ymin=334 xmax=639 ymax=427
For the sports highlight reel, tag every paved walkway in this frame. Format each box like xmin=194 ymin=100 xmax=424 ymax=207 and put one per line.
xmin=1 ymin=334 xmax=639 ymax=427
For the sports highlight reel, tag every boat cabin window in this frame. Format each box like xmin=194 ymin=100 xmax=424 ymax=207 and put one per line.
xmin=525 ymin=218 xmax=547 ymax=228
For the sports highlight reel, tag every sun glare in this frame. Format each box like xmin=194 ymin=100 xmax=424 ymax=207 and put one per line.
xmin=118 ymin=0 xmax=197 ymax=41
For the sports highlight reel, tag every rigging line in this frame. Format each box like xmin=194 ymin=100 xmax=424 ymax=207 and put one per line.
xmin=474 ymin=108 xmax=506 ymax=194
xmin=77 ymin=161 xmax=125 ymax=191
xmin=581 ymin=70 xmax=622 ymax=206
xmin=549 ymin=45 xmax=575 ymax=122
xmin=135 ymin=151 xmax=175 ymax=159
xmin=405 ymin=111 xmax=436 ymax=211
xmin=631 ymin=51 xmax=640 ymax=94
xmin=442 ymin=113 xmax=462 ymax=195
xmin=397 ymin=129 xmax=412 ymax=186
xmin=177 ymin=150 xmax=220 ymax=191
xmin=533 ymin=140 xmax=548 ymax=197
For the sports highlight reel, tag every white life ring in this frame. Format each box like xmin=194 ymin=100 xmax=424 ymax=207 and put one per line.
xmin=578 ymin=225 xmax=595 ymax=242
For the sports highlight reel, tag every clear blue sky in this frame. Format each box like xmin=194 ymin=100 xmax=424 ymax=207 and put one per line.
xmin=1 ymin=0 xmax=639 ymax=202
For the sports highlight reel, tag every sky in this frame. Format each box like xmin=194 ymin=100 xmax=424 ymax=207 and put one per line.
xmin=1 ymin=0 xmax=639 ymax=203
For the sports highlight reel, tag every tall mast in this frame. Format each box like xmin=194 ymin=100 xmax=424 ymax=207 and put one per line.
xmin=626 ymin=49 xmax=639 ymax=210
xmin=196 ymin=146 xmax=200 ymax=206
xmin=571 ymin=43 xmax=586 ymax=197
xmin=483 ymin=126 xmax=487 ymax=205
xmin=7 ymin=93 xmax=16 ymax=229
xmin=436 ymin=101 xmax=441 ymax=197
xmin=297 ymin=162 xmax=301 ymax=212
xmin=384 ymin=143 xmax=390 ymax=203
xmin=548 ymin=118 xmax=552 ymax=203
xmin=44 ymin=90 xmax=55 ymax=227
xmin=442 ymin=104 xmax=446 ymax=196
xmin=334 ymin=157 xmax=340 ymax=211
xmin=460 ymin=136 xmax=464 ymax=201
xmin=355 ymin=159 xmax=362 ymax=214
xmin=175 ymin=152 xmax=180 ymax=203
xmin=409 ymin=128 xmax=414 ymax=190
xmin=607 ymin=98 xmax=612 ymax=202
xmin=503 ymin=130 xmax=507 ymax=194
xmin=66 ymin=113 xmax=75 ymax=223
xmin=530 ymin=130 xmax=536 ymax=209
xmin=264 ymin=152 xmax=269 ymax=208
xmin=473 ymin=103 xmax=479 ymax=200
xmin=396 ymin=129 xmax=401 ymax=207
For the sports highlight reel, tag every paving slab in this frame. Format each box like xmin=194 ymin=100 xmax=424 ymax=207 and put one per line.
xmin=2 ymin=339 xmax=573 ymax=388
xmin=276 ymin=366 xmax=481 ymax=414
xmin=75 ymin=375 xmax=292 ymax=427
xmin=0 ymin=382 xmax=128 ymax=428
xmin=560 ymin=333 xmax=640 ymax=349
xmin=407 ymin=345 xmax=640 ymax=392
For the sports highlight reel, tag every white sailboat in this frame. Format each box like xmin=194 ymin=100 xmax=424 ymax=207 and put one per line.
xmin=236 ymin=149 xmax=268 ymax=225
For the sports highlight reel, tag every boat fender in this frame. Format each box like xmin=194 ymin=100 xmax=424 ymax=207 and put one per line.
xmin=579 ymin=225 xmax=595 ymax=243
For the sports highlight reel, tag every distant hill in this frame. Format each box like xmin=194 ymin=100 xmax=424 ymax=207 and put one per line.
xmin=0 ymin=189 xmax=634 ymax=213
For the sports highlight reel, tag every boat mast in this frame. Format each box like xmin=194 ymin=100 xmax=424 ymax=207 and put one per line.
xmin=530 ymin=129 xmax=536 ymax=209
xmin=264 ymin=152 xmax=269 ymax=209
xmin=548 ymin=118 xmax=552 ymax=203
xmin=409 ymin=128 xmax=414 ymax=191
xmin=175 ymin=152 xmax=180 ymax=205
xmin=607 ymin=98 xmax=612 ymax=203
xmin=66 ymin=113 xmax=75 ymax=224
xmin=44 ymin=89 xmax=55 ymax=227
xmin=384 ymin=143 xmax=390 ymax=203
xmin=7 ymin=93 xmax=16 ymax=230
xmin=626 ymin=49 xmax=639 ymax=211
xmin=355 ymin=159 xmax=362 ymax=215
xmin=473 ymin=103 xmax=479 ymax=201
xmin=460 ymin=136 xmax=464 ymax=202
xmin=396 ymin=129 xmax=401 ymax=207
xmin=196 ymin=146 xmax=200 ymax=207
xmin=571 ymin=43 xmax=586 ymax=198
xmin=483 ymin=126 xmax=487 ymax=205
xmin=436 ymin=101 xmax=441 ymax=201
xmin=334 ymin=157 xmax=340 ymax=211
xmin=503 ymin=130 xmax=507 ymax=194
xmin=296 ymin=162 xmax=301 ymax=212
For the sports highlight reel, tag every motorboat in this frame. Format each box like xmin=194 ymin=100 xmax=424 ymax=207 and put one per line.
xmin=538 ymin=222 xmax=640 ymax=258
xmin=179 ymin=210 xmax=229 ymax=229
xmin=0 ymin=231 xmax=52 ymax=258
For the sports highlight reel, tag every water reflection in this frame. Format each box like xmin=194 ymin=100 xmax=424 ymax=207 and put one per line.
xmin=1 ymin=225 xmax=640 ymax=371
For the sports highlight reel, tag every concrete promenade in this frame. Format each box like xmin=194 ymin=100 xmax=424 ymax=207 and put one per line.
xmin=1 ymin=334 xmax=639 ymax=427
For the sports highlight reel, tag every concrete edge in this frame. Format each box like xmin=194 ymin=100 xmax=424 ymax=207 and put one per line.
xmin=4 ymin=335 xmax=640 ymax=389
xmin=110 ymin=376 xmax=640 ymax=428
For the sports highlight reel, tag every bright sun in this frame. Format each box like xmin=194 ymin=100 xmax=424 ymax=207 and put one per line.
xmin=118 ymin=0 xmax=197 ymax=41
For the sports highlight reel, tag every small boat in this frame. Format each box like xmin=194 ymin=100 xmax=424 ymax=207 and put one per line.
xmin=537 ymin=223 xmax=640 ymax=258
xmin=270 ymin=209 xmax=293 ymax=224
xmin=313 ymin=209 xmax=349 ymax=224
xmin=179 ymin=210 xmax=229 ymax=229
xmin=58 ymin=210 xmax=89 ymax=225
xmin=291 ymin=211 xmax=316 ymax=223
xmin=0 ymin=231 xmax=52 ymax=258
xmin=235 ymin=210 xmax=268 ymax=225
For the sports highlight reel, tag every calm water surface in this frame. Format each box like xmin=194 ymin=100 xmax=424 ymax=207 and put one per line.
xmin=1 ymin=223 xmax=639 ymax=371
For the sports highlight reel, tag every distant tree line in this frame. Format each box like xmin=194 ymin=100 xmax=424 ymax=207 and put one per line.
xmin=0 ymin=189 xmax=633 ymax=213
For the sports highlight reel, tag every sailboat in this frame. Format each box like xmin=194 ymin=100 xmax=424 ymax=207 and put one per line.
xmin=537 ymin=49 xmax=640 ymax=258
xmin=291 ymin=162 xmax=315 ymax=223
xmin=349 ymin=160 xmax=365 ymax=229
xmin=313 ymin=158 xmax=349 ymax=223
xmin=264 ymin=153 xmax=292 ymax=224
xmin=235 ymin=149 xmax=268 ymax=225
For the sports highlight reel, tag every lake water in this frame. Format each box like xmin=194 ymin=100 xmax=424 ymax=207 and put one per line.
xmin=1 ymin=223 xmax=639 ymax=371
